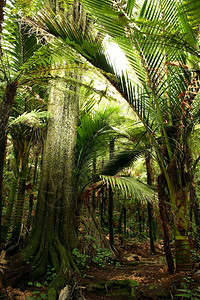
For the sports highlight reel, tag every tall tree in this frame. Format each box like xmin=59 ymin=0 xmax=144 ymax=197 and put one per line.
xmin=23 ymin=69 xmax=81 ymax=298
xmin=22 ymin=2 xmax=92 ymax=298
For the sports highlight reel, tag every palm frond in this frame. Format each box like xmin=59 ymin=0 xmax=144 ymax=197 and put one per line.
xmin=183 ymin=0 xmax=200 ymax=28
xmin=2 ymin=2 xmax=41 ymax=77
xmin=100 ymin=174 xmax=156 ymax=201
xmin=76 ymin=106 xmax=121 ymax=170
xmin=102 ymin=147 xmax=145 ymax=176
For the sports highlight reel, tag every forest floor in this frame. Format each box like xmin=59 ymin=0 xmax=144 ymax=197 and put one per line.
xmin=1 ymin=238 xmax=200 ymax=299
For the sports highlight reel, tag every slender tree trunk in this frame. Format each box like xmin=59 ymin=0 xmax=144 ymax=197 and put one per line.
xmin=92 ymin=156 xmax=96 ymax=211
xmin=118 ymin=204 xmax=124 ymax=234
xmin=0 ymin=83 xmax=17 ymax=242
xmin=123 ymin=206 xmax=127 ymax=237
xmin=26 ymin=193 xmax=34 ymax=234
xmin=137 ymin=201 xmax=142 ymax=235
xmin=23 ymin=71 xmax=81 ymax=299
xmin=100 ymin=187 xmax=105 ymax=227
xmin=108 ymin=140 xmax=114 ymax=247
xmin=108 ymin=185 xmax=114 ymax=246
xmin=145 ymin=151 xmax=156 ymax=254
xmin=10 ymin=177 xmax=26 ymax=243
xmin=3 ymin=174 xmax=18 ymax=239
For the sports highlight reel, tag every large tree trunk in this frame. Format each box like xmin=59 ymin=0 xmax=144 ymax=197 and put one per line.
xmin=23 ymin=71 xmax=81 ymax=299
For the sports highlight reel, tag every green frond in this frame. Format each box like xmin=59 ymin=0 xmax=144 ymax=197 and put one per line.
xmin=76 ymin=106 xmax=121 ymax=169
xmin=102 ymin=148 xmax=145 ymax=176
xmin=183 ymin=0 xmax=200 ymax=28
xmin=9 ymin=110 xmax=48 ymax=128
xmin=2 ymin=3 xmax=41 ymax=77
xmin=100 ymin=174 xmax=156 ymax=201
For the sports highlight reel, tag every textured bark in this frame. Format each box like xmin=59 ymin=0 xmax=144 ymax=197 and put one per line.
xmin=10 ymin=177 xmax=26 ymax=243
xmin=23 ymin=71 xmax=81 ymax=298
xmin=157 ymin=174 xmax=174 ymax=274
xmin=0 ymin=83 xmax=17 ymax=241
xmin=85 ymin=204 xmax=114 ymax=253
xmin=3 ymin=175 xmax=18 ymax=238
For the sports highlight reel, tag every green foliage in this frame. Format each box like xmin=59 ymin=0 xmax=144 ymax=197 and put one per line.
xmin=27 ymin=265 xmax=56 ymax=292
xmin=100 ymin=174 xmax=156 ymax=200
xmin=72 ymin=238 xmax=121 ymax=270
xmin=27 ymin=290 xmax=47 ymax=299
xmin=183 ymin=0 xmax=200 ymax=28
xmin=176 ymin=277 xmax=200 ymax=299
xmin=9 ymin=110 xmax=48 ymax=128
xmin=92 ymin=248 xmax=114 ymax=267
xmin=191 ymin=233 xmax=200 ymax=262
xmin=43 ymin=265 xmax=57 ymax=284
xmin=72 ymin=248 xmax=90 ymax=269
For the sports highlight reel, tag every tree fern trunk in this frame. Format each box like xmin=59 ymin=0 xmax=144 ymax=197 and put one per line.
xmin=0 ymin=83 xmax=17 ymax=241
xmin=172 ymin=187 xmax=192 ymax=272
xmin=26 ymin=193 xmax=34 ymax=234
xmin=3 ymin=175 xmax=18 ymax=239
xmin=10 ymin=177 xmax=26 ymax=243
xmin=157 ymin=173 xmax=174 ymax=274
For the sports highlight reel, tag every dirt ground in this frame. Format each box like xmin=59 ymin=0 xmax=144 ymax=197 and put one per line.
xmin=1 ymin=239 xmax=200 ymax=299
xmin=78 ymin=240 xmax=196 ymax=299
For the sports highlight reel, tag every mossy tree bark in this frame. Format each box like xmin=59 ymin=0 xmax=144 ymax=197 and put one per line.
xmin=23 ymin=71 xmax=81 ymax=299
xmin=0 ymin=83 xmax=17 ymax=242
xmin=3 ymin=170 xmax=18 ymax=239
xmin=157 ymin=173 xmax=174 ymax=274
xmin=10 ymin=134 xmax=31 ymax=243
xmin=157 ymin=144 xmax=192 ymax=272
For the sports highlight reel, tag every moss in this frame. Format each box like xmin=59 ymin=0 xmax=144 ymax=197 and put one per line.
xmin=86 ymin=279 xmax=139 ymax=298
xmin=148 ymin=285 xmax=156 ymax=290
xmin=87 ymin=284 xmax=106 ymax=292
xmin=106 ymin=279 xmax=139 ymax=288
xmin=107 ymin=288 xmax=130 ymax=297
xmin=47 ymin=288 xmax=57 ymax=300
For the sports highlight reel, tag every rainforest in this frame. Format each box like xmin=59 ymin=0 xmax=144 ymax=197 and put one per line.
xmin=0 ymin=0 xmax=200 ymax=299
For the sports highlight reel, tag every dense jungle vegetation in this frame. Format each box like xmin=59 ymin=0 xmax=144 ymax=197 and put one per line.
xmin=0 ymin=0 xmax=200 ymax=299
